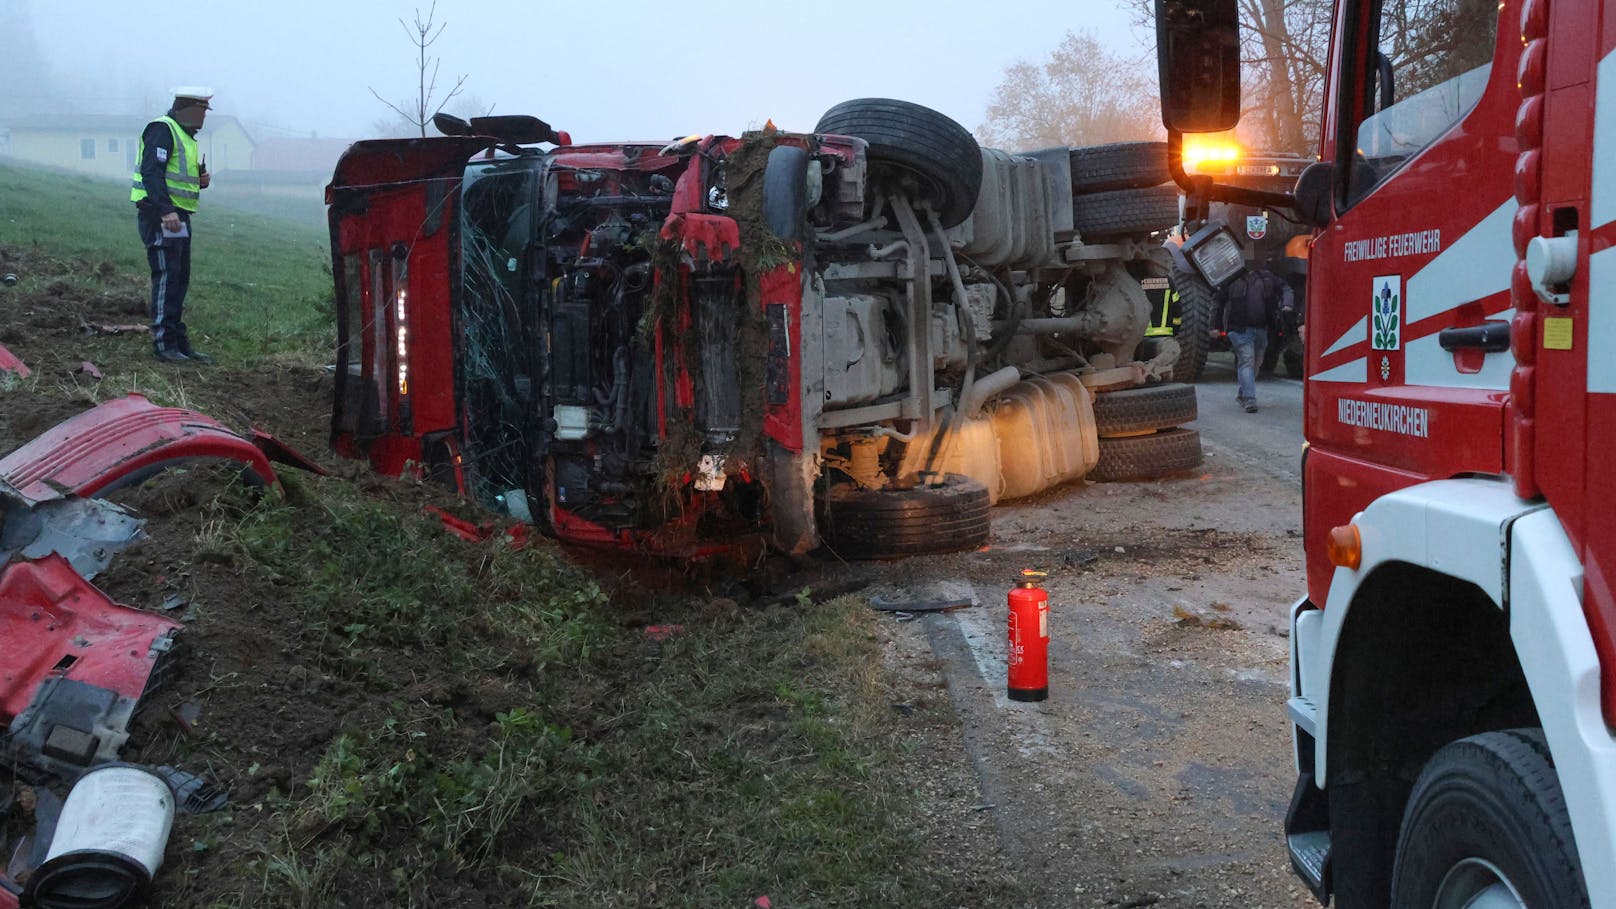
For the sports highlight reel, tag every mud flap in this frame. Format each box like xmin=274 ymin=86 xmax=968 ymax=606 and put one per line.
xmin=764 ymin=441 xmax=818 ymax=555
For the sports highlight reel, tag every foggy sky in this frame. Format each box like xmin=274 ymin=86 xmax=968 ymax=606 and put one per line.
xmin=25 ymin=0 xmax=1151 ymax=142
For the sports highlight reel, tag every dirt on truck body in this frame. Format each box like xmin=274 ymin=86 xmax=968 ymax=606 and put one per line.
xmin=327 ymin=103 xmax=1199 ymax=560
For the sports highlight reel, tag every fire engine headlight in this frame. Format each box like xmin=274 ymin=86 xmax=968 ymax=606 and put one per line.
xmin=1185 ymin=223 xmax=1246 ymax=288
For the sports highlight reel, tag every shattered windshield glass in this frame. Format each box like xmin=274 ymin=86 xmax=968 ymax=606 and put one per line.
xmin=458 ymin=156 xmax=543 ymax=511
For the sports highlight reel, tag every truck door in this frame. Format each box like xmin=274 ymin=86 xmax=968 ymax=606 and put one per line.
xmin=328 ymin=137 xmax=490 ymax=478
xmin=1530 ymin=0 xmax=1616 ymax=720
xmin=1303 ymin=0 xmax=1512 ymax=601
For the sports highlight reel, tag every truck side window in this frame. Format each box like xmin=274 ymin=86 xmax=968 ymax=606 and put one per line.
xmin=1344 ymin=0 xmax=1499 ymax=206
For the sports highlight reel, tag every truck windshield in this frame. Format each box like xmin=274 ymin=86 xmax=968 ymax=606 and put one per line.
xmin=458 ymin=157 xmax=543 ymax=506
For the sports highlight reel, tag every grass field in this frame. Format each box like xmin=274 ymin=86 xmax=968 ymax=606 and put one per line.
xmin=0 ymin=159 xmax=1009 ymax=906
xmin=0 ymin=160 xmax=334 ymax=362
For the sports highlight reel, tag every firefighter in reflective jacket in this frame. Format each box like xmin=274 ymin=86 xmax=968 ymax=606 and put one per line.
xmin=131 ymin=87 xmax=213 ymax=363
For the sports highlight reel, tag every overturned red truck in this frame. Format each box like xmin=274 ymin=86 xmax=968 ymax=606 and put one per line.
xmin=326 ymin=104 xmax=1199 ymax=557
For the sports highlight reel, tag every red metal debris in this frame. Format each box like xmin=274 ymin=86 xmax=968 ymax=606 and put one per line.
xmin=0 ymin=344 xmax=31 ymax=379
xmin=0 ymin=394 xmax=279 ymax=503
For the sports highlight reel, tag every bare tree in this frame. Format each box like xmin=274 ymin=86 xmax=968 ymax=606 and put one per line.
xmin=369 ymin=2 xmax=468 ymax=138
xmin=977 ymin=31 xmax=1162 ymax=151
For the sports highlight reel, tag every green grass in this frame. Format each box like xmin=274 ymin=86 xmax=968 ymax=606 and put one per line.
xmin=0 ymin=160 xmax=334 ymax=363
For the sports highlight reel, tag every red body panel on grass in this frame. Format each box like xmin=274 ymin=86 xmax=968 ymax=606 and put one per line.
xmin=0 ymin=554 xmax=181 ymax=727
xmin=0 ymin=394 xmax=277 ymax=502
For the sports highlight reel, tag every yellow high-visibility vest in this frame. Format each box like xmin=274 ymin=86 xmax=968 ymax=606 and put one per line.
xmin=130 ymin=116 xmax=200 ymax=212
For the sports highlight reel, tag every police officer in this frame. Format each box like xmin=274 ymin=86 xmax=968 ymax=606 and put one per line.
xmin=132 ymin=87 xmax=213 ymax=363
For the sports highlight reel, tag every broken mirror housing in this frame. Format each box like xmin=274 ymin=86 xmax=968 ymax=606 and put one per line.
xmin=1184 ymin=221 xmax=1246 ymax=289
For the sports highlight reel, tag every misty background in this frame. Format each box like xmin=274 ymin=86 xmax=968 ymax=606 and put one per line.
xmin=2 ymin=0 xmax=1153 ymax=146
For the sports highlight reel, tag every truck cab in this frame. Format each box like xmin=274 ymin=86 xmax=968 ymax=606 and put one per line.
xmin=1157 ymin=0 xmax=1616 ymax=904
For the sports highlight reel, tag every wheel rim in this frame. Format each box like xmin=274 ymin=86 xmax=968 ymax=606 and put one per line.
xmin=1432 ymin=858 xmax=1527 ymax=909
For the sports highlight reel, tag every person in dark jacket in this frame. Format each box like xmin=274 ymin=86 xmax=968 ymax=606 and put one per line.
xmin=131 ymin=87 xmax=213 ymax=362
xmin=1215 ymin=262 xmax=1294 ymax=412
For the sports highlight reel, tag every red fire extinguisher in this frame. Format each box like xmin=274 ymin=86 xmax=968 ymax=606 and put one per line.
xmin=1008 ymin=568 xmax=1049 ymax=702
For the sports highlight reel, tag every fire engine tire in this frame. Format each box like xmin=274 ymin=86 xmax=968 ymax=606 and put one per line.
xmin=1170 ymin=267 xmax=1215 ymax=383
xmin=816 ymin=98 xmax=983 ymax=229
xmin=1390 ymin=729 xmax=1589 ymax=909
xmin=1072 ymin=185 xmax=1180 ymax=242
xmin=1068 ymin=142 xmax=1171 ymax=194
xmin=1088 ymin=428 xmax=1203 ymax=483
xmin=816 ymin=473 xmax=991 ymax=559
xmin=1092 ymin=383 xmax=1199 ymax=437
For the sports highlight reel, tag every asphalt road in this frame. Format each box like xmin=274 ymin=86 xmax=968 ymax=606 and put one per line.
xmin=869 ymin=366 xmax=1316 ymax=907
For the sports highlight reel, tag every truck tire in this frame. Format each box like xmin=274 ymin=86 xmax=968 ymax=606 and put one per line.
xmin=1088 ymin=428 xmax=1202 ymax=483
xmin=1069 ymin=142 xmax=1170 ymax=194
xmin=1170 ymin=267 xmax=1215 ymax=383
xmin=1092 ymin=383 xmax=1198 ymax=437
xmin=816 ymin=98 xmax=983 ymax=229
xmin=1391 ymin=729 xmax=1588 ymax=909
xmin=816 ymin=473 xmax=990 ymax=559
xmin=1072 ymin=185 xmax=1180 ymax=241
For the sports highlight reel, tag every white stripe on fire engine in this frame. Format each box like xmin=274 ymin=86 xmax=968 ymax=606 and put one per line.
xmin=1322 ymin=317 xmax=1367 ymax=357
xmin=1588 ymin=248 xmax=1616 ymax=393
xmin=1404 ymin=309 xmax=1516 ymax=390
xmin=1405 ymin=199 xmax=1516 ymax=324
xmin=1591 ymin=49 xmax=1616 ymax=228
xmin=1309 ymin=358 xmax=1368 ymax=383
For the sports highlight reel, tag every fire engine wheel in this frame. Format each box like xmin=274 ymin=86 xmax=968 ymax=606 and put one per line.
xmin=1068 ymin=142 xmax=1170 ymax=194
xmin=816 ymin=98 xmax=983 ymax=229
xmin=1088 ymin=428 xmax=1202 ymax=483
xmin=1072 ymin=184 xmax=1180 ymax=242
xmin=816 ymin=473 xmax=991 ymax=559
xmin=1390 ymin=729 xmax=1588 ymax=909
xmin=1169 ymin=267 xmax=1215 ymax=383
xmin=1092 ymin=383 xmax=1198 ymax=437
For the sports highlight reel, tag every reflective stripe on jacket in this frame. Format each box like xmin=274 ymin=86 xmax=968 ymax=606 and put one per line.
xmin=130 ymin=116 xmax=200 ymax=211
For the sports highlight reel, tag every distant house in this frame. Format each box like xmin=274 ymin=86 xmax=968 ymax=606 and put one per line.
xmin=1 ymin=113 xmax=255 ymax=179
xmin=225 ymin=136 xmax=355 ymax=201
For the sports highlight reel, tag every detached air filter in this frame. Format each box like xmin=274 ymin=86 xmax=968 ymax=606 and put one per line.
xmin=23 ymin=765 xmax=174 ymax=909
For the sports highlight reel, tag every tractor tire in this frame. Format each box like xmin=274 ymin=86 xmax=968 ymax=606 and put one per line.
xmin=816 ymin=473 xmax=991 ymax=559
xmin=1092 ymin=383 xmax=1198 ymax=437
xmin=1088 ymin=428 xmax=1203 ymax=483
xmin=1170 ymin=267 xmax=1216 ymax=383
xmin=1072 ymin=184 xmax=1180 ymax=242
xmin=816 ymin=98 xmax=983 ymax=229
xmin=1391 ymin=729 xmax=1589 ymax=909
xmin=1069 ymin=142 xmax=1170 ymax=194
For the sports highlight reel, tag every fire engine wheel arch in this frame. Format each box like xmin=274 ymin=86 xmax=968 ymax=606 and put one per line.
xmin=1390 ymin=729 xmax=1589 ymax=909
xmin=1168 ymin=267 xmax=1215 ymax=383
xmin=1091 ymin=383 xmax=1198 ymax=437
xmin=815 ymin=98 xmax=983 ymax=230
xmin=814 ymin=473 xmax=990 ymax=559
xmin=1087 ymin=427 xmax=1202 ymax=483
xmin=1071 ymin=185 xmax=1180 ymax=243
xmin=1068 ymin=142 xmax=1171 ymax=194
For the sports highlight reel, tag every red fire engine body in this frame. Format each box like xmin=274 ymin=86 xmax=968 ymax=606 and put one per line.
xmin=1161 ymin=0 xmax=1616 ymax=904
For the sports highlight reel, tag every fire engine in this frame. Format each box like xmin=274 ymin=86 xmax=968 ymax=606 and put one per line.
xmin=324 ymin=105 xmax=1197 ymax=559
xmin=1158 ymin=0 xmax=1616 ymax=904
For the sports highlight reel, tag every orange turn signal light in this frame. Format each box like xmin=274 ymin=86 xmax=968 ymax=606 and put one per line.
xmin=1327 ymin=524 xmax=1363 ymax=570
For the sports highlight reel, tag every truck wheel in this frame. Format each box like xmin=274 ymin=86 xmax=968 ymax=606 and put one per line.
xmin=1391 ymin=729 xmax=1588 ymax=909
xmin=1170 ymin=267 xmax=1215 ymax=383
xmin=1069 ymin=142 xmax=1170 ymax=194
xmin=816 ymin=473 xmax=990 ymax=559
xmin=816 ymin=98 xmax=983 ymax=229
xmin=1088 ymin=428 xmax=1202 ymax=483
xmin=1092 ymin=383 xmax=1198 ymax=436
xmin=1072 ymin=185 xmax=1180 ymax=241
